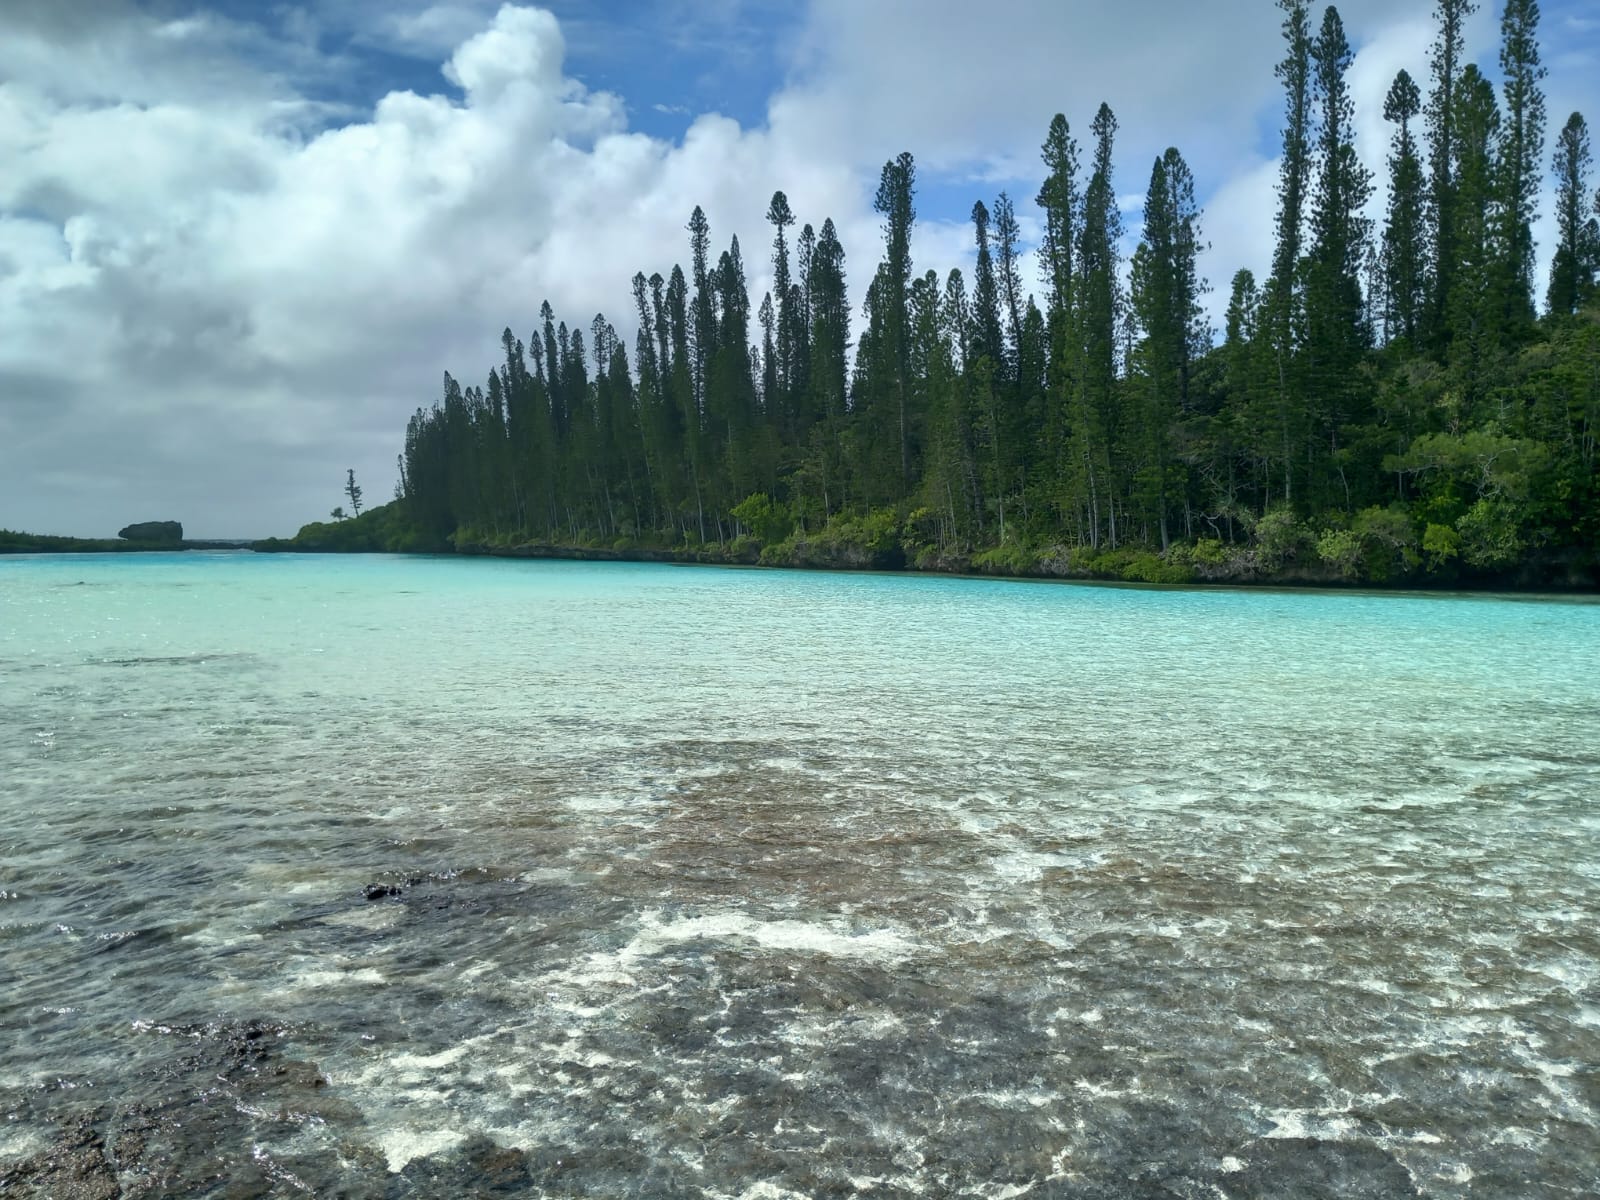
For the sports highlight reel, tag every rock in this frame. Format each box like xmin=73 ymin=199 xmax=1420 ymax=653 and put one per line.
xmin=118 ymin=521 xmax=183 ymax=543
xmin=0 ymin=1114 xmax=120 ymax=1200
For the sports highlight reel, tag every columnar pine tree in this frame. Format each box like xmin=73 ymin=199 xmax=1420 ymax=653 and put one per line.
xmin=1073 ymin=103 xmax=1124 ymax=546
xmin=1382 ymin=70 xmax=1427 ymax=346
xmin=1131 ymin=147 xmax=1205 ymax=547
xmin=1305 ymin=5 xmax=1374 ymax=509
xmin=1266 ymin=0 xmax=1314 ymax=505
xmin=1425 ymin=0 xmax=1479 ymax=350
xmin=872 ymin=153 xmax=917 ymax=491
xmin=1547 ymin=112 xmax=1596 ymax=315
xmin=766 ymin=191 xmax=797 ymax=436
xmin=1448 ymin=65 xmax=1503 ymax=407
xmin=1492 ymin=0 xmax=1546 ymax=334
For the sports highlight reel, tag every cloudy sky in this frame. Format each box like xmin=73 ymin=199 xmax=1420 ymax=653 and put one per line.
xmin=3 ymin=0 xmax=1597 ymax=538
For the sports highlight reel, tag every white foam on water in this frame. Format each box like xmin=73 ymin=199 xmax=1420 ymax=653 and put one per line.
xmin=1219 ymin=1156 xmax=1246 ymax=1173
xmin=0 ymin=1126 xmax=49 ymax=1162
xmin=319 ymin=906 xmax=405 ymax=931
xmin=968 ymin=1088 xmax=1060 ymax=1110
xmin=388 ymin=1044 xmax=470 ymax=1072
xmin=276 ymin=965 xmax=386 ymax=993
xmin=981 ymin=1183 xmax=1037 ymax=1199
xmin=713 ymin=1182 xmax=813 ymax=1200
xmin=1260 ymin=1108 xmax=1358 ymax=1141
xmin=648 ymin=911 xmax=919 ymax=961
xmin=374 ymin=1127 xmax=466 ymax=1172
xmin=1073 ymin=1078 xmax=1141 ymax=1099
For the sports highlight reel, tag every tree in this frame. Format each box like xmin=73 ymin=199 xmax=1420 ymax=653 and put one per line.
xmin=1446 ymin=64 xmax=1502 ymax=398
xmin=1304 ymin=4 xmax=1374 ymax=508
xmin=871 ymin=152 xmax=918 ymax=490
xmin=766 ymin=190 xmax=798 ymax=435
xmin=345 ymin=469 xmax=364 ymax=517
xmin=1265 ymin=0 xmax=1314 ymax=505
xmin=1070 ymin=102 xmax=1125 ymax=547
xmin=1425 ymin=0 xmax=1479 ymax=349
xmin=1492 ymin=0 xmax=1546 ymax=333
xmin=1131 ymin=147 xmax=1206 ymax=546
xmin=1547 ymin=112 xmax=1596 ymax=315
xmin=1383 ymin=70 xmax=1427 ymax=345
xmin=1036 ymin=114 xmax=1079 ymax=317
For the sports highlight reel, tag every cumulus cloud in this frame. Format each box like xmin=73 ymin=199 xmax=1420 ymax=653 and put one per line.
xmin=0 ymin=4 xmax=854 ymax=536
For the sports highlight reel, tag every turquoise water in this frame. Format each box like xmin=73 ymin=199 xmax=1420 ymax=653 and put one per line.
xmin=1 ymin=551 xmax=1597 ymax=1197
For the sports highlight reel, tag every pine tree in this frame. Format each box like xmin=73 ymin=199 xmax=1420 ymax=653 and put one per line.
xmin=1131 ymin=148 xmax=1206 ymax=547
xmin=1036 ymin=114 xmax=1079 ymax=318
xmin=1305 ymin=4 xmax=1374 ymax=508
xmin=1266 ymin=0 xmax=1314 ymax=505
xmin=872 ymin=153 xmax=918 ymax=491
xmin=1492 ymin=0 xmax=1545 ymax=333
xmin=1382 ymin=70 xmax=1427 ymax=345
xmin=1072 ymin=103 xmax=1125 ymax=546
xmin=1547 ymin=112 xmax=1596 ymax=315
xmin=766 ymin=191 xmax=798 ymax=436
xmin=1448 ymin=65 xmax=1503 ymax=406
xmin=1425 ymin=0 xmax=1479 ymax=349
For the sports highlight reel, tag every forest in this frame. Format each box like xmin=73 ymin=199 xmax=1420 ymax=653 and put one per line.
xmin=308 ymin=0 xmax=1600 ymax=587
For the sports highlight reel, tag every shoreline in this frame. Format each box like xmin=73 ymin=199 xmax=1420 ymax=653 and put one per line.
xmin=248 ymin=537 xmax=1600 ymax=596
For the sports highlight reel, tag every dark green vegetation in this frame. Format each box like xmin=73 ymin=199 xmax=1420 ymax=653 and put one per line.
xmin=1 ymin=530 xmax=166 ymax=554
xmin=309 ymin=3 xmax=1598 ymax=586
xmin=119 ymin=521 xmax=183 ymax=543
xmin=1 ymin=526 xmax=252 ymax=554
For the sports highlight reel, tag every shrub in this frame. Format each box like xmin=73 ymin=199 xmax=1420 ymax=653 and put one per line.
xmin=1253 ymin=507 xmax=1309 ymax=569
xmin=1422 ymin=522 xmax=1460 ymax=570
xmin=1315 ymin=529 xmax=1364 ymax=579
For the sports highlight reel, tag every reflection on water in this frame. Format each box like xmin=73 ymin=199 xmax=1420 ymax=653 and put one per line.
xmin=1 ymin=552 xmax=1597 ymax=1197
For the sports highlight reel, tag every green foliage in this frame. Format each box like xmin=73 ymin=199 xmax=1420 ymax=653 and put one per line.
xmin=1 ymin=530 xmax=159 ymax=554
xmin=1253 ymin=508 xmax=1310 ymax=570
xmin=1078 ymin=547 xmax=1194 ymax=584
xmin=971 ymin=543 xmax=1041 ymax=575
xmin=1422 ymin=521 xmax=1461 ymax=569
xmin=261 ymin=501 xmax=423 ymax=553
xmin=1316 ymin=528 xmax=1365 ymax=578
xmin=1456 ymin=498 xmax=1526 ymax=567
xmin=730 ymin=493 xmax=794 ymax=544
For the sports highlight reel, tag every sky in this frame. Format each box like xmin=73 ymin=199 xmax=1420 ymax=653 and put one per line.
xmin=2 ymin=0 xmax=1597 ymax=538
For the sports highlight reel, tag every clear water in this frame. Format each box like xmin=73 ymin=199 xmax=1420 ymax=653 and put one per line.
xmin=1 ymin=552 xmax=1597 ymax=1198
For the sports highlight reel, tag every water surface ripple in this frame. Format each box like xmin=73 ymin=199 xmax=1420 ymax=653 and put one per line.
xmin=1 ymin=553 xmax=1597 ymax=1197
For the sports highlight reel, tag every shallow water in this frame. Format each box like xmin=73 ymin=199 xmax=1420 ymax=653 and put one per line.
xmin=1 ymin=552 xmax=1597 ymax=1197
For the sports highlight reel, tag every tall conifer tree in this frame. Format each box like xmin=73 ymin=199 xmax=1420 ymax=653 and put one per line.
xmin=1492 ymin=0 xmax=1546 ymax=333
xmin=1383 ymin=70 xmax=1427 ymax=345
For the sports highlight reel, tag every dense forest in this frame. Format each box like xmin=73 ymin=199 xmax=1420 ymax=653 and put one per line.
xmin=318 ymin=0 xmax=1600 ymax=586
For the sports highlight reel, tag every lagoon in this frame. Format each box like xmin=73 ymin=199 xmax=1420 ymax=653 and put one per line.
xmin=2 ymin=552 xmax=1597 ymax=1196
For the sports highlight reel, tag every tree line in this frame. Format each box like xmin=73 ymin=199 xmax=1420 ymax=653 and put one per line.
xmin=384 ymin=0 xmax=1600 ymax=584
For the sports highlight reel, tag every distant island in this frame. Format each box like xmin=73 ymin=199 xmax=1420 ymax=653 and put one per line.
xmin=0 ymin=524 xmax=252 ymax=554
xmin=257 ymin=1 xmax=1600 ymax=592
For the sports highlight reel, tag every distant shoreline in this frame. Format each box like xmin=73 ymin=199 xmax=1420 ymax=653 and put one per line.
xmin=0 ymin=533 xmax=255 ymax=554
xmin=9 ymin=525 xmax=1593 ymax=593
xmin=247 ymin=535 xmax=1600 ymax=595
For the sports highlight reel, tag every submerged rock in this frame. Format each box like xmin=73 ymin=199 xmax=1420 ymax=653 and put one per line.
xmin=0 ymin=1115 xmax=120 ymax=1200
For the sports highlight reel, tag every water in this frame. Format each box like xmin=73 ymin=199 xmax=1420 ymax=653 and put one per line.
xmin=1 ymin=552 xmax=1597 ymax=1198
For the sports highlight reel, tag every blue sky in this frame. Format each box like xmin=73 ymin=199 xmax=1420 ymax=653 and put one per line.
xmin=2 ymin=0 xmax=1597 ymax=536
